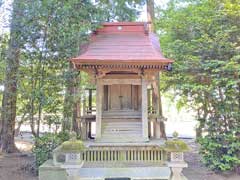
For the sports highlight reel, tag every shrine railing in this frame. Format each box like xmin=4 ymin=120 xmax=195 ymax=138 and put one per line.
xmin=53 ymin=145 xmax=166 ymax=166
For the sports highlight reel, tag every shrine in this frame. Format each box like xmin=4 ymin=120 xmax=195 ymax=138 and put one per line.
xmin=39 ymin=22 xmax=189 ymax=180
xmin=74 ymin=22 xmax=173 ymax=142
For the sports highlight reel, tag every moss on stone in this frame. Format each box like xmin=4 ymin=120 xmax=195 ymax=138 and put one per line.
xmin=164 ymin=139 xmax=190 ymax=152
xmin=61 ymin=140 xmax=85 ymax=152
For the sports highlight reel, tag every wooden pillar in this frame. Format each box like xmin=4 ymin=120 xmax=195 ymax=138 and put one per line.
xmin=81 ymin=119 xmax=87 ymax=140
xmin=152 ymin=79 xmax=161 ymax=139
xmin=83 ymin=91 xmax=86 ymax=116
xmin=88 ymin=89 xmax=92 ymax=113
xmin=141 ymin=78 xmax=149 ymax=141
xmin=154 ymin=120 xmax=161 ymax=139
xmin=96 ymin=78 xmax=103 ymax=140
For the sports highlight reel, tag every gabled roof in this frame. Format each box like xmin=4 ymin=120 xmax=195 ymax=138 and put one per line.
xmin=71 ymin=22 xmax=173 ymax=70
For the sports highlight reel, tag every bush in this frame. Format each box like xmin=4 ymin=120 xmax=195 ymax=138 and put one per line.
xmin=32 ymin=131 xmax=70 ymax=168
xmin=199 ymin=131 xmax=240 ymax=172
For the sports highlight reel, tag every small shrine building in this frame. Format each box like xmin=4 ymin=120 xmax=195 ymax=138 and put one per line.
xmin=72 ymin=22 xmax=173 ymax=142
xmin=39 ymin=22 xmax=190 ymax=180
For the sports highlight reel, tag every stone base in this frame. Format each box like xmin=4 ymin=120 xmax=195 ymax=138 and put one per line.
xmin=39 ymin=160 xmax=68 ymax=180
xmin=168 ymin=162 xmax=188 ymax=180
xmin=39 ymin=160 xmax=171 ymax=180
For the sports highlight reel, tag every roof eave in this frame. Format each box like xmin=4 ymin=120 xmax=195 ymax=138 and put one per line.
xmin=71 ymin=58 xmax=174 ymax=65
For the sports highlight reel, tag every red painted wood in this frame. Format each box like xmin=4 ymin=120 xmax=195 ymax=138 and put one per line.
xmin=72 ymin=22 xmax=173 ymax=65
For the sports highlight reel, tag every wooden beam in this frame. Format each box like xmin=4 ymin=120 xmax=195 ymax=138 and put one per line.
xmin=96 ymin=79 xmax=103 ymax=140
xmin=141 ymin=78 xmax=149 ymax=141
xmin=102 ymin=79 xmax=141 ymax=85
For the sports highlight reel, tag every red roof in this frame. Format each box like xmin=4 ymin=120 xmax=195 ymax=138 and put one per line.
xmin=71 ymin=22 xmax=173 ymax=66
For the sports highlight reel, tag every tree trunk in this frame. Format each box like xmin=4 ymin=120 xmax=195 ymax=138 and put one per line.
xmin=30 ymin=64 xmax=37 ymax=137
xmin=158 ymin=74 xmax=167 ymax=139
xmin=147 ymin=0 xmax=155 ymax=32
xmin=72 ymin=71 xmax=81 ymax=136
xmin=0 ymin=1 xmax=22 ymax=153
xmin=14 ymin=113 xmax=27 ymax=137
xmin=62 ymin=62 xmax=75 ymax=132
xmin=0 ymin=94 xmax=5 ymax=147
xmin=147 ymin=0 xmax=167 ymax=139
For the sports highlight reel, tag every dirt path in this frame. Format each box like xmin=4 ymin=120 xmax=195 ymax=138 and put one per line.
xmin=0 ymin=139 xmax=37 ymax=180
xmin=0 ymin=153 xmax=37 ymax=180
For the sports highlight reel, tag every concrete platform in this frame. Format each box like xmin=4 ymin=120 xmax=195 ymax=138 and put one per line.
xmin=39 ymin=160 xmax=171 ymax=180
xmin=76 ymin=167 xmax=171 ymax=180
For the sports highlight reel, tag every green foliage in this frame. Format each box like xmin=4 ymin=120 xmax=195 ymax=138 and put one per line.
xmin=97 ymin=0 xmax=145 ymax=21
xmin=4 ymin=0 xmax=146 ymax=135
xmin=198 ymin=127 xmax=240 ymax=171
xmin=156 ymin=0 xmax=240 ymax=171
xmin=32 ymin=132 xmax=70 ymax=168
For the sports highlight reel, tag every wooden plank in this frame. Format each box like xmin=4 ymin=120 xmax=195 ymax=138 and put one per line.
xmin=141 ymin=78 xmax=149 ymax=141
xmin=96 ymin=79 xmax=103 ymax=140
xmin=120 ymin=84 xmax=132 ymax=110
xmin=102 ymin=79 xmax=141 ymax=85
xmin=110 ymin=84 xmax=121 ymax=110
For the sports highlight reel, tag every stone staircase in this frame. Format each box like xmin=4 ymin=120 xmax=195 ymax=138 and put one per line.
xmin=100 ymin=111 xmax=144 ymax=142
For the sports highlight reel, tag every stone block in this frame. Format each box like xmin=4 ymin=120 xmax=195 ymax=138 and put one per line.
xmin=39 ymin=160 xmax=67 ymax=180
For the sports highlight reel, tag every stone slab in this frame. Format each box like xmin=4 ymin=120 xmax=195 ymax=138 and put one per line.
xmin=75 ymin=167 xmax=171 ymax=180
xmin=39 ymin=160 xmax=171 ymax=180
xmin=39 ymin=160 xmax=67 ymax=180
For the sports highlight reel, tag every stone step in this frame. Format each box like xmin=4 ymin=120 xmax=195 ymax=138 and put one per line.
xmin=68 ymin=167 xmax=171 ymax=180
xmin=103 ymin=117 xmax=141 ymax=120
xmin=103 ymin=122 xmax=142 ymax=126
xmin=102 ymin=111 xmax=142 ymax=119
xmin=102 ymin=115 xmax=142 ymax=119
xmin=98 ymin=136 xmax=145 ymax=143
xmin=102 ymin=132 xmax=142 ymax=137
xmin=103 ymin=125 xmax=142 ymax=134
xmin=103 ymin=126 xmax=142 ymax=131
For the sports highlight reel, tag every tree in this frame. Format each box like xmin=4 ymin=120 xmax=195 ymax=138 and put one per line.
xmin=147 ymin=0 xmax=167 ymax=139
xmin=155 ymin=0 xmax=240 ymax=171
xmin=0 ymin=0 xmax=24 ymax=152
xmin=1 ymin=0 xmax=148 ymax=151
xmin=0 ymin=34 xmax=8 ymax=132
xmin=97 ymin=0 xmax=145 ymax=21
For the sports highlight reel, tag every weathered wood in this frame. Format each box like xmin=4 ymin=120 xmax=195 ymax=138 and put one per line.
xmin=110 ymin=84 xmax=121 ymax=110
xmin=104 ymin=74 xmax=140 ymax=79
xmin=132 ymin=85 xmax=139 ymax=110
xmin=102 ymin=79 xmax=141 ymax=85
xmin=96 ymin=79 xmax=103 ymax=140
xmin=120 ymin=85 xmax=132 ymax=110
xmin=141 ymin=78 xmax=149 ymax=141
xmin=88 ymin=89 xmax=92 ymax=112
xmin=103 ymin=85 xmax=108 ymax=111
